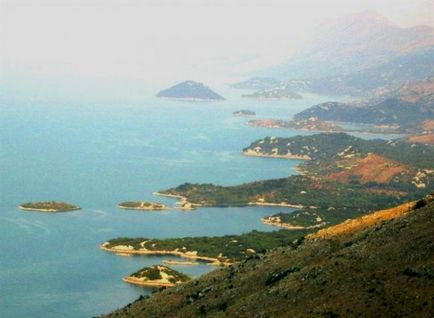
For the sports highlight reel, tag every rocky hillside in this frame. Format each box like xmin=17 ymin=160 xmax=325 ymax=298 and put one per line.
xmin=234 ymin=12 xmax=434 ymax=96
xmin=266 ymin=11 xmax=434 ymax=80
xmin=235 ymin=48 xmax=434 ymax=96
xmin=295 ymin=78 xmax=434 ymax=131
xmin=408 ymin=134 xmax=434 ymax=145
xmin=244 ymin=133 xmax=434 ymax=168
xmin=244 ymin=133 xmax=434 ymax=192
xmin=407 ymin=120 xmax=434 ymax=145
xmin=154 ymin=133 xmax=434 ymax=230
xmin=102 ymin=195 xmax=434 ymax=318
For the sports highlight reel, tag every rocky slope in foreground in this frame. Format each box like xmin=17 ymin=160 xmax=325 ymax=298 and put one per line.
xmin=102 ymin=195 xmax=434 ymax=318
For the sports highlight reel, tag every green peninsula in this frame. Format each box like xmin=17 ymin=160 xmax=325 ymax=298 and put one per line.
xmin=158 ymin=133 xmax=434 ymax=228
xmin=101 ymin=229 xmax=307 ymax=264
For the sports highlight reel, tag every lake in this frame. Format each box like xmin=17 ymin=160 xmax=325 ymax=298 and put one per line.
xmin=0 ymin=82 xmax=382 ymax=317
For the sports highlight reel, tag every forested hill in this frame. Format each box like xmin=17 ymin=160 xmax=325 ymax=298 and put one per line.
xmin=244 ymin=132 xmax=434 ymax=168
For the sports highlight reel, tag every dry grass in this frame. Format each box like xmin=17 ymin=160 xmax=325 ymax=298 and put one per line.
xmin=408 ymin=133 xmax=434 ymax=145
xmin=326 ymin=153 xmax=410 ymax=184
xmin=307 ymin=201 xmax=415 ymax=240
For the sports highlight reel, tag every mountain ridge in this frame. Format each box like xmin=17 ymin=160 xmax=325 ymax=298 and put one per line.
xmin=294 ymin=78 xmax=434 ymax=131
xmin=235 ymin=11 xmax=434 ymax=96
xmin=266 ymin=11 xmax=434 ymax=79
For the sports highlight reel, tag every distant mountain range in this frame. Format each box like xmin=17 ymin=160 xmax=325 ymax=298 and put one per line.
xmin=266 ymin=11 xmax=434 ymax=80
xmin=157 ymin=81 xmax=225 ymax=101
xmin=295 ymin=78 xmax=434 ymax=132
xmin=233 ymin=11 xmax=434 ymax=96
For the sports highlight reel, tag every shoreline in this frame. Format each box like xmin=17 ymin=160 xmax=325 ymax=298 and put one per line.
xmin=234 ymin=115 xmax=256 ymax=118
xmin=249 ymin=201 xmax=304 ymax=209
xmin=155 ymin=192 xmax=307 ymax=210
xmin=246 ymin=121 xmax=342 ymax=133
xmin=153 ymin=192 xmax=186 ymax=200
xmin=163 ymin=259 xmax=199 ymax=266
xmin=243 ymin=151 xmax=311 ymax=161
xmin=241 ymin=96 xmax=302 ymax=100
xmin=293 ymin=165 xmax=307 ymax=176
xmin=122 ymin=276 xmax=176 ymax=288
xmin=261 ymin=218 xmax=325 ymax=230
xmin=157 ymin=97 xmax=224 ymax=102
xmin=100 ymin=243 xmax=232 ymax=266
xmin=153 ymin=192 xmax=201 ymax=210
xmin=116 ymin=204 xmax=167 ymax=211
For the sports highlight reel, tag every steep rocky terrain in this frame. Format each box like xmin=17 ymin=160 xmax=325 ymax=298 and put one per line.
xmin=408 ymin=134 xmax=434 ymax=145
xmin=102 ymin=195 xmax=434 ymax=318
xmin=266 ymin=11 xmax=434 ymax=81
xmin=324 ymin=153 xmax=411 ymax=184
xmin=234 ymin=12 xmax=434 ymax=96
xmin=407 ymin=120 xmax=434 ymax=145
xmin=295 ymin=78 xmax=434 ymax=131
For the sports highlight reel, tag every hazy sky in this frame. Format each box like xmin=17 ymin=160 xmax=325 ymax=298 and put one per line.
xmin=1 ymin=0 xmax=433 ymax=85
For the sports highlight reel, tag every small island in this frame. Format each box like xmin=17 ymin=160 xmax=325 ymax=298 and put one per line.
xmin=122 ymin=265 xmax=190 ymax=287
xmin=19 ymin=201 xmax=81 ymax=212
xmin=233 ymin=109 xmax=256 ymax=117
xmin=157 ymin=80 xmax=225 ymax=101
xmin=117 ymin=201 xmax=166 ymax=211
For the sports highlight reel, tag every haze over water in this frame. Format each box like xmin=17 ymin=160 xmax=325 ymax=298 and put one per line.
xmin=1 ymin=0 xmax=432 ymax=316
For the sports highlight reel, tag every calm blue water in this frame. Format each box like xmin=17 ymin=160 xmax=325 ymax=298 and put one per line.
xmin=0 ymin=82 xmax=387 ymax=317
